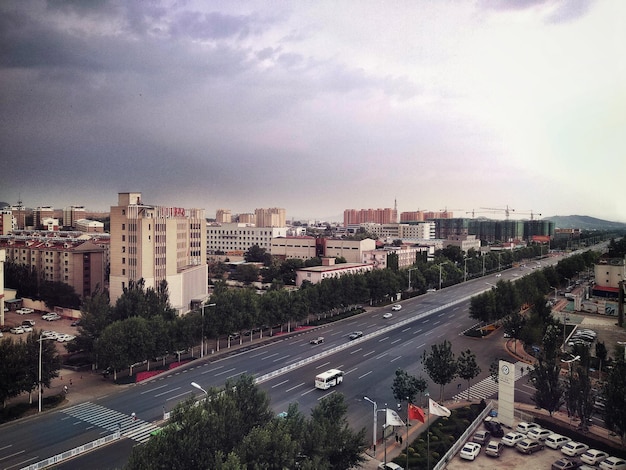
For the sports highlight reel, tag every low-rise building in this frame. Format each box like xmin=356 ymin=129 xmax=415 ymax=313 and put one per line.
xmin=295 ymin=257 xmax=374 ymax=287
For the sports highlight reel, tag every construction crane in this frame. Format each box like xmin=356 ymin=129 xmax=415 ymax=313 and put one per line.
xmin=516 ymin=210 xmax=542 ymax=220
xmin=479 ymin=205 xmax=515 ymax=220
xmin=439 ymin=208 xmax=464 ymax=217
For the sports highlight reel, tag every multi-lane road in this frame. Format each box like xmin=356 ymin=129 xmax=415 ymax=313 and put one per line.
xmin=1 ymin=254 xmax=570 ymax=470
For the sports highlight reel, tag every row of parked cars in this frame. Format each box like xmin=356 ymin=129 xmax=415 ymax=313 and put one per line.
xmin=460 ymin=417 xmax=626 ymax=470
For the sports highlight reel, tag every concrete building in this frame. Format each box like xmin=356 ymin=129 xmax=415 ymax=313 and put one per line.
xmin=270 ymin=236 xmax=319 ymax=260
xmin=343 ymin=208 xmax=398 ymax=227
xmin=0 ymin=210 xmax=12 ymax=235
xmin=361 ymin=222 xmax=434 ymax=242
xmin=215 ymin=209 xmax=232 ymax=223
xmin=0 ymin=249 xmax=5 ymax=326
xmin=207 ymin=222 xmax=287 ymax=259
xmin=41 ymin=217 xmax=60 ymax=231
xmin=295 ymin=257 xmax=374 ymax=287
xmin=34 ymin=206 xmax=54 ymax=229
xmin=75 ymin=219 xmax=105 ymax=233
xmin=109 ymin=192 xmax=207 ymax=314
xmin=0 ymin=236 xmax=106 ymax=300
xmin=444 ymin=234 xmax=482 ymax=253
xmin=63 ymin=206 xmax=86 ymax=228
xmin=593 ymin=257 xmax=625 ymax=299
xmin=255 ymin=208 xmax=286 ymax=228
xmin=362 ymin=245 xmax=430 ymax=270
xmin=322 ymin=238 xmax=376 ymax=263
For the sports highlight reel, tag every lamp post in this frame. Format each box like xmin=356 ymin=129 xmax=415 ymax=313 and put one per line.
xmin=38 ymin=334 xmax=54 ymax=413
xmin=364 ymin=396 xmax=378 ymax=452
xmin=200 ymin=302 xmax=216 ymax=358
xmin=618 ymin=342 xmax=626 ymax=362
xmin=191 ymin=381 xmax=208 ymax=396
xmin=438 ymin=264 xmax=443 ymax=291
xmin=408 ymin=268 xmax=418 ymax=290
xmin=464 ymin=257 xmax=467 ymax=283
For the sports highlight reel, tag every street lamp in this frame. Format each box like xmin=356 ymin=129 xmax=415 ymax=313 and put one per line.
xmin=407 ymin=268 xmax=418 ymax=290
xmin=38 ymin=334 xmax=54 ymax=413
xmin=464 ymin=257 xmax=468 ymax=283
xmin=363 ymin=396 xmax=378 ymax=452
xmin=191 ymin=381 xmax=208 ymax=396
xmin=438 ymin=263 xmax=443 ymax=291
xmin=200 ymin=302 xmax=216 ymax=358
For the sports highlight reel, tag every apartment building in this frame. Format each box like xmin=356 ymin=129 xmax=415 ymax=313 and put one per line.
xmin=0 ymin=249 xmax=5 ymax=326
xmin=362 ymin=245 xmax=430 ymax=270
xmin=0 ymin=236 xmax=106 ymax=299
xmin=215 ymin=209 xmax=232 ymax=223
xmin=0 ymin=210 xmax=12 ymax=235
xmin=343 ymin=208 xmax=398 ymax=226
xmin=255 ymin=208 xmax=286 ymax=228
xmin=109 ymin=192 xmax=207 ymax=314
xmin=63 ymin=206 xmax=86 ymax=228
xmin=322 ymin=238 xmax=376 ymax=263
xmin=400 ymin=210 xmax=454 ymax=222
xmin=207 ymin=222 xmax=287 ymax=258
xmin=34 ymin=206 xmax=54 ymax=229
xmin=295 ymin=257 xmax=374 ymax=287
xmin=75 ymin=219 xmax=105 ymax=233
xmin=361 ymin=222 xmax=435 ymax=242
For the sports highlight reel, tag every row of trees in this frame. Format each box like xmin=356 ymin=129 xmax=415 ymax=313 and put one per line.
xmin=125 ymin=375 xmax=366 ymax=470
xmin=0 ymin=334 xmax=60 ymax=408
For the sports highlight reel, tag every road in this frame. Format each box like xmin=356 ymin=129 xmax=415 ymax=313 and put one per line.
xmin=1 ymin=255 xmax=568 ymax=470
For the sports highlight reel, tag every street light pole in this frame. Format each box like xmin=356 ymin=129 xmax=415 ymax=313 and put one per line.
xmin=438 ymin=264 xmax=443 ymax=291
xmin=38 ymin=334 xmax=53 ymax=413
xmin=364 ymin=396 xmax=378 ymax=452
xmin=200 ymin=303 xmax=216 ymax=358
xmin=191 ymin=381 xmax=208 ymax=396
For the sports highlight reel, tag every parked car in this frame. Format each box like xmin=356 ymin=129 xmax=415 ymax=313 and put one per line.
xmin=562 ymin=441 xmax=590 ymax=457
xmin=501 ymin=432 xmax=525 ymax=447
xmin=472 ymin=430 xmax=491 ymax=445
xmin=309 ymin=336 xmax=324 ymax=345
xmin=459 ymin=442 xmax=481 ymax=461
xmin=349 ymin=331 xmax=363 ymax=340
xmin=16 ymin=308 xmax=34 ymax=315
xmin=485 ymin=440 xmax=504 ymax=458
xmin=71 ymin=320 xmax=81 ymax=327
xmin=10 ymin=326 xmax=25 ymax=334
xmin=552 ymin=457 xmax=582 ymax=470
xmin=21 ymin=325 xmax=33 ymax=333
xmin=41 ymin=331 xmax=59 ymax=340
xmin=599 ymin=457 xmax=626 ymax=470
xmin=484 ymin=418 xmax=504 ymax=437
xmin=383 ymin=312 xmax=393 ymax=319
xmin=391 ymin=304 xmax=402 ymax=311
xmin=515 ymin=438 xmax=545 ymax=454
xmin=57 ymin=334 xmax=76 ymax=343
xmin=527 ymin=427 xmax=552 ymax=442
xmin=22 ymin=319 xmax=36 ymax=327
xmin=378 ymin=463 xmax=404 ymax=470
xmin=516 ymin=421 xmax=540 ymax=434
xmin=581 ymin=449 xmax=609 ymax=466
xmin=43 ymin=313 xmax=61 ymax=321
xmin=546 ymin=433 xmax=572 ymax=450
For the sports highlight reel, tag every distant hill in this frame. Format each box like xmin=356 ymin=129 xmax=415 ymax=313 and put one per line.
xmin=544 ymin=215 xmax=626 ymax=231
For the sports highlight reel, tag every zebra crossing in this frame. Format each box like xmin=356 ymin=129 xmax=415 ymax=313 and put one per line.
xmin=451 ymin=361 xmax=533 ymax=402
xmin=61 ymin=402 xmax=158 ymax=444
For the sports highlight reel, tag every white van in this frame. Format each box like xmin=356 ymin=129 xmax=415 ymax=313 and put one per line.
xmin=378 ymin=463 xmax=404 ymax=470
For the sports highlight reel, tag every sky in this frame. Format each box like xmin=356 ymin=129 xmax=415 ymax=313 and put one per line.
xmin=1 ymin=0 xmax=625 ymax=223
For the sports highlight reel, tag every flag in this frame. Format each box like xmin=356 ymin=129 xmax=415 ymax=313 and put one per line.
xmin=408 ymin=403 xmax=425 ymax=423
xmin=428 ymin=398 xmax=451 ymax=417
xmin=386 ymin=408 xmax=405 ymax=426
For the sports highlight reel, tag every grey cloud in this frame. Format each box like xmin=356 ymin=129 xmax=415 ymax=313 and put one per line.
xmin=477 ymin=0 xmax=595 ymax=23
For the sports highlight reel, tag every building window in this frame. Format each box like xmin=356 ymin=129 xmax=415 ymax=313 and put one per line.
xmin=122 ymin=223 xmax=125 ymax=230
xmin=122 ymin=257 xmax=126 ymax=264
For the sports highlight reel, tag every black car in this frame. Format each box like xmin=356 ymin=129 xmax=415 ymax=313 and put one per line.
xmin=484 ymin=418 xmax=504 ymax=437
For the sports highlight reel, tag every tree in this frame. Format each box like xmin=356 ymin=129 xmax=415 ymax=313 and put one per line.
xmin=391 ymin=369 xmax=427 ymax=405
xmin=422 ymin=340 xmax=458 ymax=402
xmin=529 ymin=325 xmax=565 ymax=417
xmin=244 ymin=245 xmax=272 ymax=265
xmin=603 ymin=360 xmax=626 ymax=446
xmin=502 ymin=311 xmax=526 ymax=354
xmin=457 ymin=350 xmax=481 ymax=401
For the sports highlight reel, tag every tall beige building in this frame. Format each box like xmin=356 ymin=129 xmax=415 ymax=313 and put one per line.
xmin=215 ymin=209 xmax=232 ymax=223
xmin=255 ymin=208 xmax=286 ymax=228
xmin=63 ymin=206 xmax=86 ymax=228
xmin=109 ymin=192 xmax=207 ymax=314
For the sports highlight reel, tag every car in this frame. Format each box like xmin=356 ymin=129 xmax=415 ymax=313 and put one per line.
xmin=383 ymin=312 xmax=393 ymax=319
xmin=348 ymin=331 xmax=363 ymax=340
xmin=599 ymin=457 xmax=626 ymax=470
xmin=484 ymin=417 xmax=504 ymax=437
xmin=581 ymin=449 xmax=609 ymax=465
xmin=391 ymin=304 xmax=402 ymax=311
xmin=516 ymin=421 xmax=540 ymax=434
xmin=515 ymin=438 xmax=545 ymax=454
xmin=377 ymin=463 xmax=404 ymax=470
xmin=472 ymin=430 xmax=491 ymax=445
xmin=495 ymin=273 xmax=502 ymax=277
xmin=459 ymin=442 xmax=481 ymax=461
xmin=552 ymin=457 xmax=582 ymax=470
xmin=71 ymin=320 xmax=81 ymax=327
xmin=545 ymin=433 xmax=572 ymax=450
xmin=41 ymin=331 xmax=59 ymax=340
xmin=21 ymin=325 xmax=33 ymax=333
xmin=501 ymin=432 xmax=525 ymax=447
xmin=10 ymin=326 xmax=25 ymax=334
xmin=426 ymin=288 xmax=437 ymax=292
xmin=43 ymin=313 xmax=61 ymax=321
xmin=16 ymin=308 xmax=34 ymax=315
xmin=527 ymin=427 xmax=552 ymax=441
xmin=310 ymin=336 xmax=324 ymax=345
xmin=561 ymin=441 xmax=590 ymax=457
xmin=57 ymin=334 xmax=76 ymax=342
xmin=485 ymin=440 xmax=504 ymax=458
xmin=22 ymin=319 xmax=36 ymax=327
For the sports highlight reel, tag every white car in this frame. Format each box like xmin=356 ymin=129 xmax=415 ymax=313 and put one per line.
xmin=391 ymin=304 xmax=402 ymax=311
xmin=43 ymin=313 xmax=61 ymax=321
xmin=561 ymin=441 xmax=590 ymax=457
xmin=581 ymin=449 xmax=609 ymax=466
xmin=16 ymin=308 xmax=34 ymax=315
xmin=527 ymin=427 xmax=552 ymax=442
xmin=10 ymin=326 xmax=25 ymax=334
xmin=42 ymin=331 xmax=59 ymax=340
xmin=501 ymin=432 xmax=525 ymax=447
xmin=599 ymin=457 xmax=626 ymax=470
xmin=459 ymin=442 xmax=481 ymax=461
xmin=516 ymin=421 xmax=540 ymax=434
xmin=383 ymin=312 xmax=393 ymax=319
xmin=57 ymin=334 xmax=76 ymax=343
xmin=21 ymin=325 xmax=33 ymax=333
xmin=545 ymin=434 xmax=572 ymax=449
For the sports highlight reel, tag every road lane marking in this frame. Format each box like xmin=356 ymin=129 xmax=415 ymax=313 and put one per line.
xmin=350 ymin=348 xmax=363 ymax=355
xmin=358 ymin=371 xmax=372 ymax=379
xmin=141 ymin=384 xmax=169 ymax=394
xmin=214 ymin=367 xmax=236 ymax=376
xmin=286 ymin=382 xmax=305 ymax=392
xmin=390 ymin=356 xmax=402 ymax=362
xmin=362 ymin=351 xmax=375 ymax=357
xmin=315 ymin=361 xmax=331 ymax=369
xmin=271 ymin=380 xmax=289 ymax=388
xmin=154 ymin=386 xmax=181 ymax=397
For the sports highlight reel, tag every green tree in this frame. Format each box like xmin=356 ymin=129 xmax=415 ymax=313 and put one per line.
xmin=603 ymin=360 xmax=626 ymax=446
xmin=391 ymin=369 xmax=427 ymax=405
xmin=244 ymin=245 xmax=272 ymax=265
xmin=457 ymin=350 xmax=481 ymax=401
xmin=502 ymin=311 xmax=526 ymax=354
xmin=529 ymin=325 xmax=564 ymax=417
xmin=422 ymin=340 xmax=458 ymax=402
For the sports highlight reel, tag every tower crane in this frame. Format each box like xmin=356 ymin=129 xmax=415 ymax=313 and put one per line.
xmin=479 ymin=205 xmax=515 ymax=220
xmin=439 ymin=208 xmax=464 ymax=217
xmin=516 ymin=210 xmax=542 ymax=220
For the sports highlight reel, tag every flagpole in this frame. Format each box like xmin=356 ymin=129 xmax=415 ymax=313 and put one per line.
xmin=425 ymin=393 xmax=430 ymax=470
xmin=406 ymin=398 xmax=410 ymax=470
xmin=384 ymin=403 xmax=387 ymax=466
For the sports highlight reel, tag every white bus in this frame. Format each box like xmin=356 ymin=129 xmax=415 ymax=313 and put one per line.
xmin=315 ymin=369 xmax=344 ymax=390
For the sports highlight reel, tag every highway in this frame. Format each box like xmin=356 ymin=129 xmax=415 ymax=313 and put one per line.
xmin=1 ymin=255 xmax=568 ymax=470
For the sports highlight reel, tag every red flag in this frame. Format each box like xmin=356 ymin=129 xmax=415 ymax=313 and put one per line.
xmin=408 ymin=403 xmax=425 ymax=423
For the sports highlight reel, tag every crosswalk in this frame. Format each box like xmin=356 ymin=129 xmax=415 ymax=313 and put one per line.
xmin=451 ymin=361 xmax=533 ymax=402
xmin=61 ymin=402 xmax=158 ymax=444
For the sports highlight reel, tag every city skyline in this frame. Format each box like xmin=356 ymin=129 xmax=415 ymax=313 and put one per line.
xmin=1 ymin=1 xmax=625 ymax=222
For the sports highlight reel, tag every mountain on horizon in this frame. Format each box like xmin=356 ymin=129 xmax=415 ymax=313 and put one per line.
xmin=544 ymin=215 xmax=626 ymax=231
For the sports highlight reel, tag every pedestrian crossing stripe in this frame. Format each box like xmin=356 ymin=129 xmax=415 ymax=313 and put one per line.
xmin=61 ymin=402 xmax=158 ymax=443
xmin=452 ymin=361 xmax=533 ymax=402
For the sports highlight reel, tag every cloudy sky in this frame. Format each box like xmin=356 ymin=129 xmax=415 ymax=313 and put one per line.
xmin=1 ymin=0 xmax=624 ymax=222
